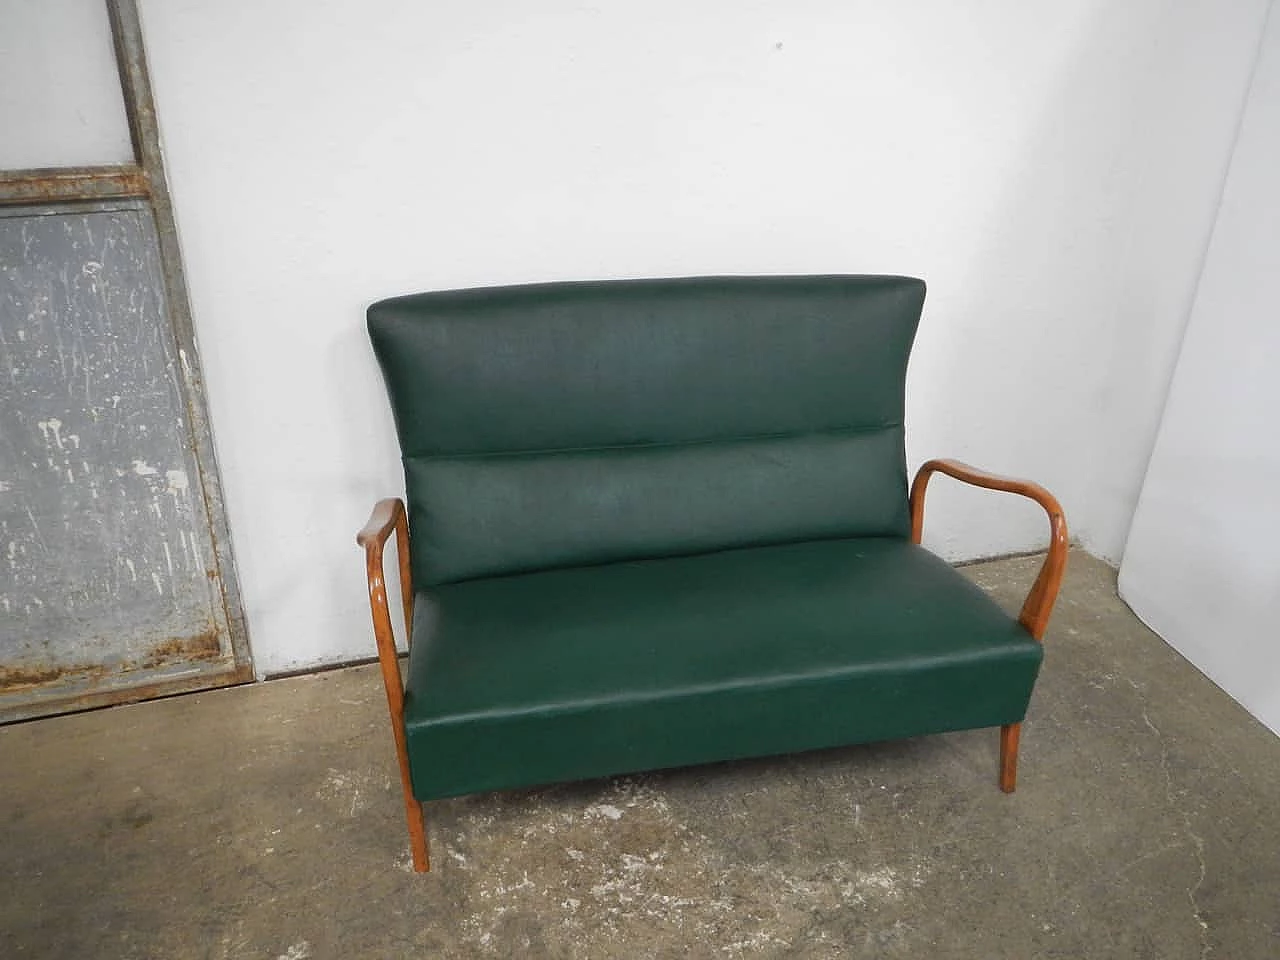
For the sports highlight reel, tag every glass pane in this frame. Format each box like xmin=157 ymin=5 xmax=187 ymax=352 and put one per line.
xmin=0 ymin=0 xmax=133 ymax=170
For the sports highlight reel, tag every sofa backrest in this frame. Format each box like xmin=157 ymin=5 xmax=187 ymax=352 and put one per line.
xmin=368 ymin=275 xmax=926 ymax=585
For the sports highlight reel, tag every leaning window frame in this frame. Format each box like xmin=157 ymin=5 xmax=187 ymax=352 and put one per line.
xmin=0 ymin=0 xmax=253 ymax=718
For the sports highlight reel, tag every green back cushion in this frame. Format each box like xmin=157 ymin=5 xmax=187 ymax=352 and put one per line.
xmin=367 ymin=275 xmax=926 ymax=585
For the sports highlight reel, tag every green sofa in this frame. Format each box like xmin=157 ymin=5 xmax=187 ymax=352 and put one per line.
xmin=358 ymin=275 xmax=1067 ymax=872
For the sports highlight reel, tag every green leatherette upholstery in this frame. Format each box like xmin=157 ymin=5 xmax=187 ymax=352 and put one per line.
xmin=368 ymin=276 xmax=924 ymax=585
xmin=402 ymin=538 xmax=1042 ymax=800
xmin=367 ymin=275 xmax=1042 ymax=804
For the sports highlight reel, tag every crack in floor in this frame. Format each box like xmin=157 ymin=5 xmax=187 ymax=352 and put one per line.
xmin=1143 ymin=709 xmax=1210 ymax=959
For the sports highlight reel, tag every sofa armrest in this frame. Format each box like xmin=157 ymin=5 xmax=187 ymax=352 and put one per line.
xmin=357 ymin=497 xmax=429 ymax=870
xmin=358 ymin=497 xmax=415 ymax=651
xmin=909 ymin=459 xmax=1068 ymax=641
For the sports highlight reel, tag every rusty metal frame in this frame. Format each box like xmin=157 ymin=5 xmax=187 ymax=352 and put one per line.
xmin=0 ymin=166 xmax=149 ymax=206
xmin=0 ymin=0 xmax=253 ymax=721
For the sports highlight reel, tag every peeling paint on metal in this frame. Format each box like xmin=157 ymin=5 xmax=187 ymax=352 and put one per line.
xmin=0 ymin=203 xmax=231 ymax=702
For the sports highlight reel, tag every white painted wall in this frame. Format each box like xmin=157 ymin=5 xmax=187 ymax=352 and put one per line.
xmin=132 ymin=0 xmax=1269 ymax=675
xmin=0 ymin=0 xmax=132 ymax=169
xmin=1119 ymin=0 xmax=1280 ymax=735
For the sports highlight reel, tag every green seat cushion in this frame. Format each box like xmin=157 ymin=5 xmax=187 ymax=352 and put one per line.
xmin=402 ymin=538 xmax=1042 ymax=801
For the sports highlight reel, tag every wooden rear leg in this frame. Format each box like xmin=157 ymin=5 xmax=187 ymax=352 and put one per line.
xmin=999 ymin=722 xmax=1021 ymax=793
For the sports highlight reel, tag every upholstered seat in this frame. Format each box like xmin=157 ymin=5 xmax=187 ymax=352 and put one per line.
xmin=403 ymin=537 xmax=1042 ymax=800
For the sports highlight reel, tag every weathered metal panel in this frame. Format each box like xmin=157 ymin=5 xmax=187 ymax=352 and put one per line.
xmin=0 ymin=201 xmax=239 ymax=712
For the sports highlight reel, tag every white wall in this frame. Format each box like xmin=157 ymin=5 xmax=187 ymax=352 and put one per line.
xmin=1119 ymin=0 xmax=1280 ymax=735
xmin=133 ymin=0 xmax=1270 ymax=675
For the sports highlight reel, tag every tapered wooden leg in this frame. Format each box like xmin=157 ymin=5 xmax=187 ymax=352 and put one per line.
xmin=403 ymin=792 xmax=430 ymax=873
xmin=391 ymin=722 xmax=430 ymax=872
xmin=999 ymin=722 xmax=1021 ymax=793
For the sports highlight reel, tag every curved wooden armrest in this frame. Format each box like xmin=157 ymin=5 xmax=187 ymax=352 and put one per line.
xmin=357 ymin=497 xmax=403 ymax=550
xmin=357 ymin=498 xmax=414 ymax=661
xmin=910 ymin=459 xmax=1068 ymax=641
xmin=357 ymin=497 xmax=414 ymax=710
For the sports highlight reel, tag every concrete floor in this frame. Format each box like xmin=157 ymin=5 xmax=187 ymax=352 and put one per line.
xmin=2 ymin=550 xmax=1279 ymax=959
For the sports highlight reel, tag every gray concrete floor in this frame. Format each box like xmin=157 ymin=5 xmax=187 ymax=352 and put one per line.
xmin=3 ymin=550 xmax=1279 ymax=959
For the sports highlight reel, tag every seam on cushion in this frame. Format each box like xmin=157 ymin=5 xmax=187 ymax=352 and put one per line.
xmin=410 ymin=532 xmax=916 ymax=588
xmin=414 ymin=533 xmax=911 ymax=588
xmin=408 ymin=643 xmax=1041 ymax=728
xmin=400 ymin=422 xmax=904 ymax=463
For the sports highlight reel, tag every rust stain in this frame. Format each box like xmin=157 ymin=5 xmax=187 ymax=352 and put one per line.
xmin=0 ymin=166 xmax=150 ymax=206
xmin=1 ymin=631 xmax=222 ymax=694
xmin=0 ymin=663 xmax=108 ymax=692
xmin=138 ymin=630 xmax=222 ymax=669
